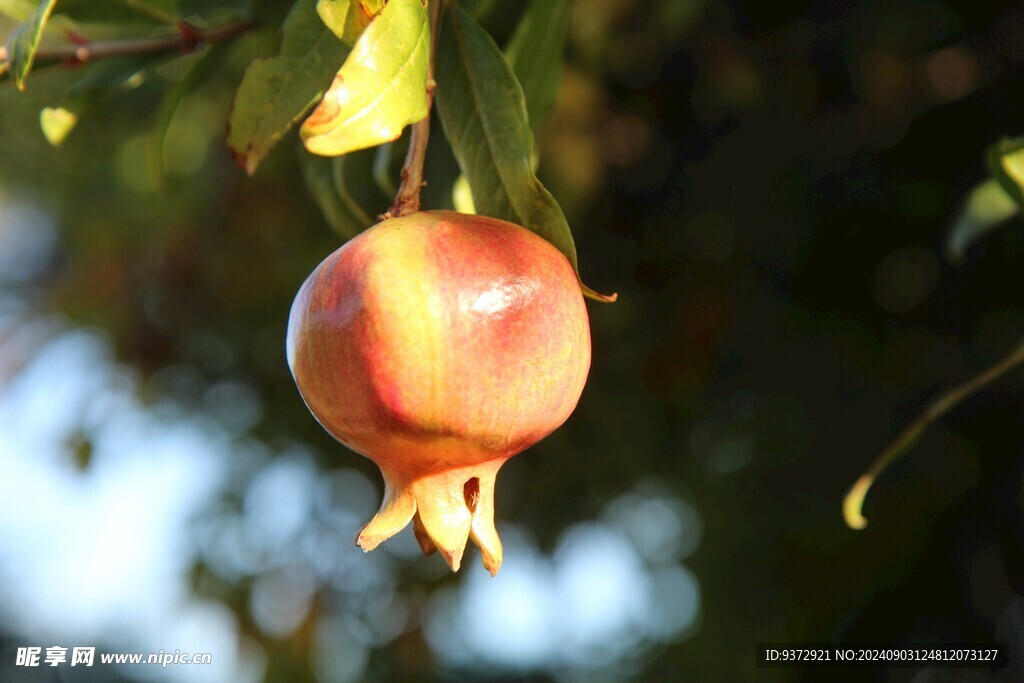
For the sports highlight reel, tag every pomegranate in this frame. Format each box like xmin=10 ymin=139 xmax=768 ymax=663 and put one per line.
xmin=287 ymin=210 xmax=591 ymax=574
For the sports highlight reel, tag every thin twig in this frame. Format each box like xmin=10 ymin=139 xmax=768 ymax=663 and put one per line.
xmin=844 ymin=337 xmax=1024 ymax=530
xmin=0 ymin=20 xmax=256 ymax=69
xmin=385 ymin=0 xmax=443 ymax=219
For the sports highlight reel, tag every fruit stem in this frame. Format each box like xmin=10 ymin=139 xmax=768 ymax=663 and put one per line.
xmin=386 ymin=0 xmax=443 ymax=219
xmin=843 ymin=336 xmax=1024 ymax=530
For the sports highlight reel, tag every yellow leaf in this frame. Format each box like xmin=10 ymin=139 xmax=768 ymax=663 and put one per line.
xmin=316 ymin=0 xmax=385 ymax=46
xmin=301 ymin=0 xmax=429 ymax=157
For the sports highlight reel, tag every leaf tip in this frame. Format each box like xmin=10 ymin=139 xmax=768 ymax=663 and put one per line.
xmin=581 ymin=283 xmax=617 ymax=303
xmin=843 ymin=475 xmax=872 ymax=531
xmin=227 ymin=145 xmax=258 ymax=176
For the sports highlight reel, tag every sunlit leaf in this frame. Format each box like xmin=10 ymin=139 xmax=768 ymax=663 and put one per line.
xmin=452 ymin=174 xmax=475 ymax=214
xmin=987 ymin=136 xmax=1024 ymax=209
xmin=1 ymin=1 xmax=85 ymax=42
xmin=0 ymin=0 xmax=36 ymax=21
xmin=436 ymin=3 xmax=615 ymax=301
xmin=946 ymin=178 xmax=1019 ymax=263
xmin=39 ymin=107 xmax=76 ymax=144
xmin=317 ymin=0 xmax=383 ymax=46
xmin=505 ymin=0 xmax=569 ymax=127
xmin=5 ymin=0 xmax=57 ymax=91
xmin=300 ymin=0 xmax=429 ymax=158
xmin=226 ymin=0 xmax=348 ymax=175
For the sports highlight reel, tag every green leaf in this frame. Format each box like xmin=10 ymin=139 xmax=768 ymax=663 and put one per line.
xmin=1 ymin=1 xmax=80 ymax=43
xmin=0 ymin=0 xmax=36 ymax=21
xmin=946 ymin=178 xmax=1019 ymax=263
xmin=436 ymin=4 xmax=566 ymax=259
xmin=505 ymin=0 xmax=569 ymax=128
xmin=988 ymin=136 xmax=1024 ymax=209
xmin=151 ymin=44 xmax=225 ymax=182
xmin=226 ymin=0 xmax=348 ymax=175
xmin=299 ymin=146 xmax=382 ymax=240
xmin=300 ymin=0 xmax=429 ymax=157
xmin=55 ymin=0 xmax=178 ymax=25
xmin=317 ymin=0 xmax=383 ymax=46
xmin=38 ymin=55 xmax=156 ymax=145
xmin=175 ymin=0 xmax=245 ymax=24
xmin=458 ymin=0 xmax=495 ymax=20
xmin=5 ymin=0 xmax=58 ymax=91
xmin=371 ymin=140 xmax=397 ymax=197
xmin=436 ymin=3 xmax=615 ymax=301
xmin=179 ymin=0 xmax=246 ymax=18
xmin=124 ymin=0 xmax=179 ymax=23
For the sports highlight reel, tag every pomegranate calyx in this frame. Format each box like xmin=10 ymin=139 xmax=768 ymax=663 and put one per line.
xmin=356 ymin=459 xmax=506 ymax=575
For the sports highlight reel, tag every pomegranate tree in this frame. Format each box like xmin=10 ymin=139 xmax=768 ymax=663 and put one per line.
xmin=2 ymin=0 xmax=615 ymax=579
xmin=287 ymin=211 xmax=591 ymax=574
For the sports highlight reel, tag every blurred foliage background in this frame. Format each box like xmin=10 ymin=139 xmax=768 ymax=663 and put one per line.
xmin=1 ymin=0 xmax=1024 ymax=681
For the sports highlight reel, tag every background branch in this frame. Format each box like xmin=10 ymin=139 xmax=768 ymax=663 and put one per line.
xmin=0 ymin=20 xmax=255 ymax=69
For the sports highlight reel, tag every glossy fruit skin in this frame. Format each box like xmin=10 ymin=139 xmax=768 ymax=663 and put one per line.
xmin=287 ymin=210 xmax=591 ymax=573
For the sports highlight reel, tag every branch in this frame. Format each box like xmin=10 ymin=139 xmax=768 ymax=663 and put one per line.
xmin=385 ymin=0 xmax=443 ymax=219
xmin=844 ymin=337 xmax=1024 ymax=530
xmin=0 ymin=20 xmax=256 ymax=70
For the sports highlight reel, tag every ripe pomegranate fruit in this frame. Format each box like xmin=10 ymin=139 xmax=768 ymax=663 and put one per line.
xmin=287 ymin=210 xmax=591 ymax=574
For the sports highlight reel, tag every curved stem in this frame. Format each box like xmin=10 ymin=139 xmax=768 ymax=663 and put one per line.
xmin=385 ymin=0 xmax=443 ymax=219
xmin=0 ymin=20 xmax=256 ymax=70
xmin=844 ymin=337 xmax=1024 ymax=529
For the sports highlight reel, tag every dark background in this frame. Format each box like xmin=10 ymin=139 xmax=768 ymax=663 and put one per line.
xmin=1 ymin=0 xmax=1023 ymax=681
